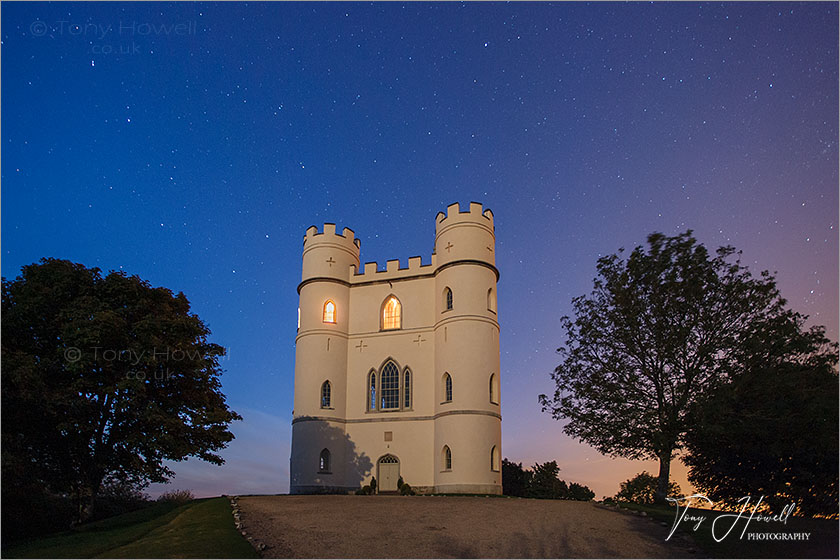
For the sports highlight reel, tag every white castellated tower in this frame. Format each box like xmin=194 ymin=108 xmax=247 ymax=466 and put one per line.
xmin=290 ymin=202 xmax=501 ymax=494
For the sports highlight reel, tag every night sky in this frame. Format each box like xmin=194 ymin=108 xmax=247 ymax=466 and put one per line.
xmin=2 ymin=2 xmax=837 ymax=499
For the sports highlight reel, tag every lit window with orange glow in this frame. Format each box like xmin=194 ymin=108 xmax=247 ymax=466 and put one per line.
xmin=381 ymin=296 xmax=401 ymax=330
xmin=323 ymin=300 xmax=336 ymax=323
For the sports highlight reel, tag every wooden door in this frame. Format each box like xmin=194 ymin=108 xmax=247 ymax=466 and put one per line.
xmin=378 ymin=456 xmax=399 ymax=492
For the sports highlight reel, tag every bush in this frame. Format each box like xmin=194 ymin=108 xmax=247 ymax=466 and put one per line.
xmin=370 ymin=477 xmax=377 ymax=493
xmin=156 ymin=489 xmax=194 ymax=504
xmin=92 ymin=481 xmax=151 ymax=520
xmin=399 ymin=483 xmax=415 ymax=496
xmin=355 ymin=485 xmax=372 ymax=495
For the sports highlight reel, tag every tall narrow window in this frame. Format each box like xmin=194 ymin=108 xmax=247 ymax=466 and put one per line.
xmin=323 ymin=300 xmax=336 ymax=323
xmin=380 ymin=361 xmax=400 ymax=409
xmin=444 ymin=287 xmax=453 ymax=311
xmin=297 ymin=307 xmax=300 ymax=330
xmin=443 ymin=445 xmax=452 ymax=470
xmin=382 ymin=296 xmax=402 ymax=330
xmin=320 ymin=380 xmax=331 ymax=408
xmin=319 ymin=448 xmax=331 ymax=472
xmin=491 ymin=446 xmax=500 ymax=471
xmin=404 ymin=368 xmax=411 ymax=408
xmin=444 ymin=373 xmax=453 ymax=402
xmin=489 ymin=373 xmax=497 ymax=404
xmin=368 ymin=371 xmax=376 ymax=411
xmin=487 ymin=287 xmax=497 ymax=312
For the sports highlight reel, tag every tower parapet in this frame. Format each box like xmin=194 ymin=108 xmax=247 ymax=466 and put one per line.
xmin=301 ymin=224 xmax=361 ymax=282
xmin=434 ymin=202 xmax=496 ymax=269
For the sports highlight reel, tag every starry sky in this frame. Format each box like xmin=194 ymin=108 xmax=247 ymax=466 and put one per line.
xmin=2 ymin=2 xmax=837 ymax=500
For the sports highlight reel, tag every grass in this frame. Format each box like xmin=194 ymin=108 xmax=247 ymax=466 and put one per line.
xmin=617 ymin=501 xmax=838 ymax=559
xmin=4 ymin=498 xmax=258 ymax=559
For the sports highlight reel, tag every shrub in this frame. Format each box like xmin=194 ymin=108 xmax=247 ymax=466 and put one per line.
xmin=356 ymin=485 xmax=372 ymax=495
xmin=370 ymin=477 xmax=377 ymax=493
xmin=156 ymin=489 xmax=194 ymax=503
xmin=399 ymin=483 xmax=415 ymax=496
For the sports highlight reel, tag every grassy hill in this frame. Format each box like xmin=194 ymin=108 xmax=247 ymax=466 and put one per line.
xmin=4 ymin=497 xmax=258 ymax=559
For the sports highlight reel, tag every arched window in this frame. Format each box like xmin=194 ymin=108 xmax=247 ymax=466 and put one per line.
xmin=403 ymin=368 xmax=411 ymax=408
xmin=381 ymin=296 xmax=402 ymax=330
xmin=487 ymin=287 xmax=497 ymax=312
xmin=321 ymin=380 xmax=331 ymax=408
xmin=380 ymin=361 xmax=400 ymax=409
xmin=368 ymin=371 xmax=376 ymax=411
xmin=442 ymin=445 xmax=452 ymax=471
xmin=489 ymin=373 xmax=497 ymax=404
xmin=491 ymin=446 xmax=500 ymax=471
xmin=443 ymin=373 xmax=453 ymax=402
xmin=323 ymin=300 xmax=336 ymax=323
xmin=444 ymin=287 xmax=453 ymax=311
xmin=319 ymin=448 xmax=331 ymax=472
xmin=297 ymin=307 xmax=300 ymax=330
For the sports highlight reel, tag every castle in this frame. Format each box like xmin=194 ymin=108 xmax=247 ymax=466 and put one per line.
xmin=290 ymin=202 xmax=501 ymax=494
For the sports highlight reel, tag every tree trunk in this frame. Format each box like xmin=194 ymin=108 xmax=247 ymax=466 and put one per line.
xmin=73 ymin=484 xmax=97 ymax=525
xmin=655 ymin=450 xmax=672 ymax=504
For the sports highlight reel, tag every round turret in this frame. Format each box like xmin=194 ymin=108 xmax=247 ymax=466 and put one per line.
xmin=291 ymin=223 xmax=359 ymax=493
xmin=433 ymin=202 xmax=501 ymax=494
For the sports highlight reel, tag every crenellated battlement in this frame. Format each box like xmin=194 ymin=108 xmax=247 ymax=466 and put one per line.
xmin=303 ymin=223 xmax=361 ymax=251
xmin=435 ymin=201 xmax=494 ymax=234
xmin=349 ymin=254 xmax=437 ymax=283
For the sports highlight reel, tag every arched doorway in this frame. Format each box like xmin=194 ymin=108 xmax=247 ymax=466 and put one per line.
xmin=377 ymin=454 xmax=400 ymax=492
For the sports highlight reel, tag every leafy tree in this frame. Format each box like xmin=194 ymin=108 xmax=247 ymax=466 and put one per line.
xmin=502 ymin=458 xmax=594 ymax=500
xmin=682 ymin=316 xmax=838 ymax=517
xmin=2 ymin=259 xmax=241 ymax=524
xmin=528 ymin=461 xmax=568 ymax=499
xmin=568 ymin=482 xmax=596 ymax=501
xmin=614 ymin=471 xmax=682 ymax=504
xmin=502 ymin=458 xmax=532 ymax=497
xmin=539 ymin=231 xmax=812 ymax=502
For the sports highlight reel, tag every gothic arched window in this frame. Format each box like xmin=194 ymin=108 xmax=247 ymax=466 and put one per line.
xmin=443 ymin=373 xmax=453 ymax=403
xmin=319 ymin=448 xmax=331 ymax=472
xmin=380 ymin=361 xmax=400 ymax=410
xmin=404 ymin=368 xmax=411 ymax=408
xmin=321 ymin=380 xmax=331 ymax=409
xmin=381 ymin=296 xmax=402 ymax=330
xmin=368 ymin=371 xmax=376 ymax=411
xmin=489 ymin=373 xmax=497 ymax=404
xmin=442 ymin=445 xmax=452 ymax=471
xmin=444 ymin=287 xmax=453 ymax=311
xmin=491 ymin=446 xmax=500 ymax=471
xmin=323 ymin=300 xmax=336 ymax=323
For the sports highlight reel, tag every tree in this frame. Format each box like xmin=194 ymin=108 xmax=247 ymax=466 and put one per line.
xmin=614 ymin=471 xmax=681 ymax=504
xmin=502 ymin=459 xmax=532 ymax=497
xmin=527 ymin=461 xmax=568 ymax=499
xmin=539 ymin=231 xmax=812 ymax=502
xmin=502 ymin=457 xmax=594 ymax=500
xmin=682 ymin=315 xmax=838 ymax=517
xmin=568 ymin=482 xmax=596 ymax=501
xmin=2 ymin=259 xmax=241 ymax=523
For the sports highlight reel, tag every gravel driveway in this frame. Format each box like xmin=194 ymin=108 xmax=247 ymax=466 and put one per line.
xmin=238 ymin=495 xmax=700 ymax=558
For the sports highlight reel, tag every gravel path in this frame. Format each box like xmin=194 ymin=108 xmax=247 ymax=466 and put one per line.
xmin=238 ymin=495 xmax=700 ymax=558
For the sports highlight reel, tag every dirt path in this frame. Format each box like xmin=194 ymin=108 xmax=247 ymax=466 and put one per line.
xmin=238 ymin=495 xmax=700 ymax=558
